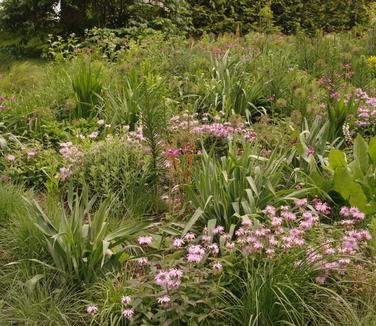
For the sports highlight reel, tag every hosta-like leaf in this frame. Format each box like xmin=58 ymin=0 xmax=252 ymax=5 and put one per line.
xmin=353 ymin=134 xmax=369 ymax=175
xmin=328 ymin=149 xmax=346 ymax=170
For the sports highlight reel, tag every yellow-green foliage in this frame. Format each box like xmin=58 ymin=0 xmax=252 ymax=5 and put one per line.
xmin=0 ymin=62 xmax=44 ymax=94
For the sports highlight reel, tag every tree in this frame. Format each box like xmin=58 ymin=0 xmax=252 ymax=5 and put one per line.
xmin=0 ymin=0 xmax=58 ymax=34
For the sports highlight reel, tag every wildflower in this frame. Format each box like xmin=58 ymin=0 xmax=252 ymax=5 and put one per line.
xmin=88 ymin=131 xmax=99 ymax=139
xmin=271 ymin=217 xmax=283 ymax=227
xmin=241 ymin=218 xmax=252 ymax=227
xmin=121 ymin=296 xmax=132 ymax=305
xmin=173 ymin=238 xmax=185 ymax=248
xmin=264 ymin=205 xmax=276 ymax=216
xmin=314 ymin=200 xmax=331 ymax=214
xmin=330 ymin=92 xmax=341 ymax=101
xmin=213 ymin=226 xmax=225 ymax=235
xmin=340 ymin=207 xmax=350 ymax=217
xmin=212 ymin=261 xmax=223 ymax=272
xmin=161 ymin=194 xmax=170 ymax=204
xmin=137 ymin=257 xmax=148 ymax=265
xmin=307 ymin=146 xmax=315 ymax=157
xmin=350 ymin=207 xmax=365 ymax=221
xmin=187 ymin=245 xmax=205 ymax=263
xmin=59 ymin=167 xmax=72 ymax=181
xmin=157 ymin=295 xmax=171 ymax=306
xmin=122 ymin=308 xmax=134 ymax=320
xmin=27 ymin=149 xmax=37 ymax=159
xmin=208 ymin=243 xmax=219 ymax=256
xmin=155 ymin=271 xmax=170 ymax=287
xmin=97 ymin=119 xmax=105 ymax=126
xmin=225 ymin=242 xmax=235 ymax=252
xmin=86 ymin=305 xmax=98 ymax=316
xmin=138 ymin=236 xmax=152 ymax=246
xmin=295 ymin=198 xmax=308 ymax=207
xmin=315 ymin=275 xmax=327 ymax=284
xmin=184 ymin=232 xmax=196 ymax=241
xmin=6 ymin=154 xmax=15 ymax=161
xmin=202 ymin=234 xmax=211 ymax=243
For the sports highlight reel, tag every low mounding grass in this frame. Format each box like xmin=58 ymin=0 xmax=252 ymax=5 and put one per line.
xmin=214 ymin=252 xmax=372 ymax=326
xmin=0 ymin=267 xmax=85 ymax=325
xmin=0 ymin=183 xmax=28 ymax=227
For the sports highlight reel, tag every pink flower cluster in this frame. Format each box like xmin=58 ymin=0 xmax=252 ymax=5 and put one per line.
xmin=169 ymin=111 xmax=257 ymax=142
xmin=0 ymin=95 xmax=15 ymax=111
xmin=231 ymin=200 xmax=370 ymax=284
xmin=58 ymin=142 xmax=83 ymax=181
xmin=162 ymin=144 xmax=194 ymax=159
xmin=59 ymin=142 xmax=83 ymax=162
xmin=138 ymin=236 xmax=153 ymax=246
xmin=155 ymin=268 xmax=183 ymax=289
xmin=353 ymin=88 xmax=376 ymax=127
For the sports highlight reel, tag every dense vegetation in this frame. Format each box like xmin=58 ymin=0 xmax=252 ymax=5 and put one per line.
xmin=1 ymin=1 xmax=376 ymax=325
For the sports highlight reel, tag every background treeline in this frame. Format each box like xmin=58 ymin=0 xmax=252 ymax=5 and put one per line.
xmin=0 ymin=0 xmax=373 ymax=37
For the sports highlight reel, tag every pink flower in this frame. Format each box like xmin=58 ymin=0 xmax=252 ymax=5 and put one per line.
xmin=208 ymin=243 xmax=219 ymax=256
xmin=295 ymin=198 xmax=308 ymax=207
xmin=187 ymin=254 xmax=203 ymax=263
xmin=330 ymin=92 xmax=341 ymax=101
xmin=349 ymin=207 xmax=365 ymax=221
xmin=157 ymin=295 xmax=171 ymax=306
xmin=59 ymin=167 xmax=72 ymax=181
xmin=184 ymin=232 xmax=196 ymax=241
xmin=213 ymin=226 xmax=225 ymax=235
xmin=340 ymin=207 xmax=350 ymax=217
xmin=6 ymin=154 xmax=15 ymax=161
xmin=138 ymin=236 xmax=152 ymax=246
xmin=225 ymin=242 xmax=235 ymax=252
xmin=173 ymin=238 xmax=185 ymax=248
xmin=27 ymin=149 xmax=37 ymax=158
xmin=241 ymin=218 xmax=252 ymax=227
xmin=313 ymin=198 xmax=331 ymax=214
xmin=272 ymin=217 xmax=283 ymax=227
xmin=202 ymin=234 xmax=211 ymax=243
xmin=264 ymin=205 xmax=276 ymax=216
xmin=307 ymin=146 xmax=315 ymax=157
xmin=86 ymin=305 xmax=98 ymax=316
xmin=155 ymin=269 xmax=183 ymax=288
xmin=212 ymin=261 xmax=223 ymax=272
xmin=187 ymin=244 xmax=205 ymax=263
xmin=121 ymin=296 xmax=132 ymax=305
xmin=122 ymin=308 xmax=134 ymax=320
xmin=161 ymin=194 xmax=170 ymax=203
xmin=88 ymin=131 xmax=99 ymax=139
xmin=155 ymin=271 xmax=170 ymax=287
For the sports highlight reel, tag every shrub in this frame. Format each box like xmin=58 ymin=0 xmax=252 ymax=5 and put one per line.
xmin=75 ymin=136 xmax=158 ymax=217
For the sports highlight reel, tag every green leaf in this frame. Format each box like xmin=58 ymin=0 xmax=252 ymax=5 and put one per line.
xmin=328 ymin=149 xmax=346 ymax=170
xmin=25 ymin=274 xmax=44 ymax=292
xmin=368 ymin=136 xmax=376 ymax=164
xmin=183 ymin=208 xmax=203 ymax=236
xmin=333 ymin=167 xmax=369 ymax=212
xmin=353 ymin=134 xmax=369 ymax=174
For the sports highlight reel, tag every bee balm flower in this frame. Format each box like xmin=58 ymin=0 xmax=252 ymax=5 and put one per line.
xmin=86 ymin=305 xmax=98 ymax=316
xmin=138 ymin=236 xmax=152 ymax=246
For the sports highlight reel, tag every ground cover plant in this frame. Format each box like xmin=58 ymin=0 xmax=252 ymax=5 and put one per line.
xmin=1 ymin=2 xmax=376 ymax=325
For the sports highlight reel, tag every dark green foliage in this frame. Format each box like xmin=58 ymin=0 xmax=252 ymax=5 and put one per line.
xmin=189 ymin=0 xmax=267 ymax=36
xmin=189 ymin=0 xmax=371 ymax=35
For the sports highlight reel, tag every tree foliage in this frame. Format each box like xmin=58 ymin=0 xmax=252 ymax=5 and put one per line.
xmin=0 ymin=0 xmax=372 ymax=37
